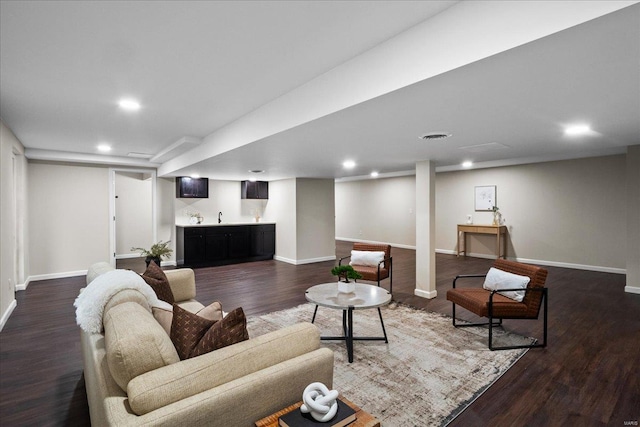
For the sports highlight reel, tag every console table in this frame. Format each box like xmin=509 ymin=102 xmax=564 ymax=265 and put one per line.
xmin=457 ymin=224 xmax=507 ymax=259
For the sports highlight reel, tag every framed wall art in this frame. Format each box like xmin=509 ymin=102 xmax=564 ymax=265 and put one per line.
xmin=475 ymin=185 xmax=496 ymax=211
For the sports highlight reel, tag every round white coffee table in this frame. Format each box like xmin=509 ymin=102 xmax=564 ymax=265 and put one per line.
xmin=305 ymin=282 xmax=391 ymax=363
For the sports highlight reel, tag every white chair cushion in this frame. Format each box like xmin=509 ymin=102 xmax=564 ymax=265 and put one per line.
xmin=482 ymin=267 xmax=530 ymax=302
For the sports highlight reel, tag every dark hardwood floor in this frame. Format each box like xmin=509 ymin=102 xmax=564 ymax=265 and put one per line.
xmin=1 ymin=241 xmax=638 ymax=426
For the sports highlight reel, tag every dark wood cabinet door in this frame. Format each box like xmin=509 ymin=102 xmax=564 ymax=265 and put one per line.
xmin=241 ymin=181 xmax=268 ymax=199
xmin=176 ymin=177 xmax=208 ymax=198
xmin=251 ymin=224 xmax=276 ymax=256
xmin=227 ymin=228 xmax=251 ymax=258
xmin=205 ymin=231 xmax=228 ymax=261
xmin=184 ymin=232 xmax=206 ymax=265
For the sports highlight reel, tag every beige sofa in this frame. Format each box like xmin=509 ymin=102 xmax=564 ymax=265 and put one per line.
xmin=81 ymin=264 xmax=334 ymax=426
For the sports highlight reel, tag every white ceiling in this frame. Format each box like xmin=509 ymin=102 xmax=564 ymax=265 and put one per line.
xmin=1 ymin=1 xmax=639 ymax=181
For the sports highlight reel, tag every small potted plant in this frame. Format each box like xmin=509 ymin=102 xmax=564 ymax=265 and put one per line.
xmin=331 ymin=265 xmax=362 ymax=293
xmin=131 ymin=240 xmax=173 ymax=267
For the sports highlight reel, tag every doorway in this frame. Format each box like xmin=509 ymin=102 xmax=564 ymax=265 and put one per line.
xmin=109 ymin=168 xmax=156 ymax=269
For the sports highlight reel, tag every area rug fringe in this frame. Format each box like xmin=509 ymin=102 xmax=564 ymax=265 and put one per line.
xmin=248 ymin=303 xmax=532 ymax=426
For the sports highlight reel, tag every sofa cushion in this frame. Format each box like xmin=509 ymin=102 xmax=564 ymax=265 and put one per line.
xmin=127 ymin=322 xmax=329 ymax=416
xmin=170 ymin=304 xmax=215 ymax=359
xmin=196 ymin=301 xmax=224 ymax=322
xmin=164 ymin=269 xmax=196 ymax=302
xmin=153 ymin=301 xmax=224 ymax=336
xmin=141 ymin=261 xmax=175 ymax=304
xmin=170 ymin=304 xmax=248 ymax=360
xmin=190 ymin=307 xmax=249 ymax=358
xmin=104 ymin=302 xmax=179 ymax=391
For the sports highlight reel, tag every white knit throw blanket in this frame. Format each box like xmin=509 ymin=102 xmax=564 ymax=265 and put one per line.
xmin=74 ymin=269 xmax=160 ymax=333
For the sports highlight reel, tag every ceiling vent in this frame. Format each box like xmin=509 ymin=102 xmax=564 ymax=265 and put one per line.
xmin=419 ymin=132 xmax=452 ymax=140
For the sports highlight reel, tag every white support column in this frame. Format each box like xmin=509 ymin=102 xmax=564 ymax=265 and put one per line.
xmin=625 ymin=145 xmax=640 ymax=294
xmin=415 ymin=160 xmax=437 ymax=299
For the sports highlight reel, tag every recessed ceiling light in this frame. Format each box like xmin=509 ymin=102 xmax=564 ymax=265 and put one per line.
xmin=564 ymin=124 xmax=591 ymax=136
xmin=343 ymin=160 xmax=356 ymax=169
xmin=370 ymin=171 xmax=379 ymax=177
xmin=118 ymin=98 xmax=141 ymax=111
xmin=419 ymin=132 xmax=452 ymax=140
xmin=190 ymin=174 xmax=200 ymax=178
xmin=97 ymin=144 xmax=111 ymax=152
xmin=462 ymin=161 xmax=473 ymax=168
xmin=249 ymin=169 xmax=265 ymax=174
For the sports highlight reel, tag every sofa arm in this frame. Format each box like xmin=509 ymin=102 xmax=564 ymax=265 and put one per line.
xmin=164 ymin=269 xmax=196 ymax=302
xmin=127 ymin=322 xmax=325 ymax=415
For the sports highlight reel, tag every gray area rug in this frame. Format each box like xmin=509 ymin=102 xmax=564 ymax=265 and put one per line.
xmin=247 ymin=303 xmax=533 ymax=426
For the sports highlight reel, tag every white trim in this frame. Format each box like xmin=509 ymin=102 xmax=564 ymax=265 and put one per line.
xmin=274 ymin=255 xmax=336 ymax=265
xmin=115 ymin=253 xmax=142 ymax=260
xmin=414 ymin=289 xmax=437 ymax=299
xmin=336 ymin=237 xmax=416 ymax=250
xmin=161 ymin=260 xmax=177 ymax=267
xmin=15 ymin=276 xmax=31 ymax=291
xmin=624 ymin=286 xmax=640 ymax=295
xmin=435 ymin=249 xmax=626 ymax=274
xmin=24 ymin=270 xmax=87 ymax=284
xmin=0 ymin=299 xmax=17 ymax=332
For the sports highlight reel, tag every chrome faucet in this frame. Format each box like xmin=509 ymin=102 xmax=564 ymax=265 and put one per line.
xmin=218 ymin=211 xmax=222 ymax=224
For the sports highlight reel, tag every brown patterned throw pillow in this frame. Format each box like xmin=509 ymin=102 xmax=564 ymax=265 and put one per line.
xmin=141 ymin=261 xmax=175 ymax=304
xmin=190 ymin=307 xmax=249 ymax=358
xmin=170 ymin=304 xmax=215 ymax=360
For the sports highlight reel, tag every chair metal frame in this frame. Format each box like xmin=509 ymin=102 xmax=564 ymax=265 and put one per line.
xmin=450 ymin=271 xmax=548 ymax=351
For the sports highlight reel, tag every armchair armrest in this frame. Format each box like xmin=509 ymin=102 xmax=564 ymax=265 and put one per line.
xmin=452 ymin=274 xmax=487 ymax=288
xmin=338 ymin=255 xmax=351 ymax=266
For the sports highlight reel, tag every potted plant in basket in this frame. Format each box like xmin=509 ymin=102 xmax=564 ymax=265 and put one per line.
xmin=331 ymin=265 xmax=362 ymax=293
xmin=131 ymin=240 xmax=173 ymax=267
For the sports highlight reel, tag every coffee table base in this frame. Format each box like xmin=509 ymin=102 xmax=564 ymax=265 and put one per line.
xmin=312 ymin=305 xmax=388 ymax=363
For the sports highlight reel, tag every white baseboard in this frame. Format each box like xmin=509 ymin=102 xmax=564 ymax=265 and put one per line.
xmin=15 ymin=276 xmax=31 ymax=291
xmin=435 ymin=249 xmax=626 ymax=275
xmin=336 ymin=237 xmax=416 ymax=250
xmin=414 ymin=289 xmax=437 ymax=299
xmin=625 ymin=286 xmax=640 ymax=295
xmin=274 ymin=255 xmax=336 ymax=265
xmin=115 ymin=253 xmax=141 ymax=260
xmin=0 ymin=299 xmax=17 ymax=332
xmin=161 ymin=260 xmax=177 ymax=267
xmin=17 ymin=270 xmax=88 ymax=291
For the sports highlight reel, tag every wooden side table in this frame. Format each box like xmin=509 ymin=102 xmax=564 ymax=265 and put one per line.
xmin=255 ymin=395 xmax=380 ymax=427
xmin=457 ymin=224 xmax=507 ymax=259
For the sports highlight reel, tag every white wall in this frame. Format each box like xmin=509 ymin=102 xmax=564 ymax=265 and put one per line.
xmin=264 ymin=179 xmax=297 ymax=262
xmin=157 ymin=177 xmax=177 ymax=262
xmin=28 ymin=162 xmax=111 ymax=277
xmin=174 ymin=179 xmax=267 ymax=226
xmin=296 ymin=179 xmax=336 ymax=262
xmin=626 ymin=146 xmax=640 ymax=292
xmin=0 ymin=121 xmax=28 ymax=330
xmin=264 ymin=178 xmax=335 ymax=264
xmin=336 ymin=155 xmax=628 ymax=272
xmin=336 ymin=175 xmax=416 ymax=247
xmin=115 ymin=172 xmax=153 ymax=256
